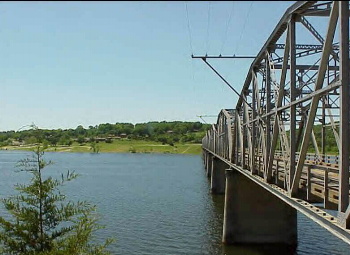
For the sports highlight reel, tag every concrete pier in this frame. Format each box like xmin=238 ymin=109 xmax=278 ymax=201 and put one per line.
xmin=206 ymin=153 xmax=212 ymax=178
xmin=222 ymin=169 xmax=297 ymax=246
xmin=211 ymin=157 xmax=227 ymax=194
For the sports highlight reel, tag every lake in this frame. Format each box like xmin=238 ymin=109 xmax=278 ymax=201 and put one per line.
xmin=0 ymin=150 xmax=349 ymax=255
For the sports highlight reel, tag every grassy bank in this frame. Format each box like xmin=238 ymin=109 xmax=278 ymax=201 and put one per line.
xmin=1 ymin=139 xmax=203 ymax=155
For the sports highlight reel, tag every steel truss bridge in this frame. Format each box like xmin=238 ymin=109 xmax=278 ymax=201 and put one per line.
xmin=199 ymin=1 xmax=350 ymax=246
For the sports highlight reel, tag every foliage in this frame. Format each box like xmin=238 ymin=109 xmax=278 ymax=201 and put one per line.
xmin=0 ymin=121 xmax=211 ymax=148
xmin=0 ymin=126 xmax=113 ymax=255
xmin=77 ymin=136 xmax=85 ymax=145
xmin=283 ymin=122 xmax=339 ymax=154
xmin=90 ymin=141 xmax=100 ymax=153
xmin=129 ymin=146 xmax=136 ymax=153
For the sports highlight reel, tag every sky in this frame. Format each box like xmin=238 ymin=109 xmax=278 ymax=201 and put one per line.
xmin=0 ymin=1 xmax=297 ymax=131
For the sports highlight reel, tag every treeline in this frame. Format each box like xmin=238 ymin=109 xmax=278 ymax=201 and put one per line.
xmin=279 ymin=122 xmax=339 ymax=154
xmin=309 ymin=122 xmax=338 ymax=153
xmin=0 ymin=121 xmax=212 ymax=147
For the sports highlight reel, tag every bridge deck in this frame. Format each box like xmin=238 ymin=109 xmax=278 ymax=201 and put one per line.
xmin=203 ymin=148 xmax=350 ymax=245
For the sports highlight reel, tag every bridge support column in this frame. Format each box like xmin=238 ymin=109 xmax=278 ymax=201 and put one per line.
xmin=206 ymin=154 xmax=212 ymax=178
xmin=211 ymin=157 xmax=227 ymax=194
xmin=222 ymin=169 xmax=297 ymax=246
xmin=202 ymin=150 xmax=206 ymax=164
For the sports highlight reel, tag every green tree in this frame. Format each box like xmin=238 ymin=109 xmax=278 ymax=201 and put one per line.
xmin=90 ymin=141 xmax=100 ymax=153
xmin=0 ymin=127 xmax=113 ymax=255
xmin=46 ymin=135 xmax=60 ymax=147
xmin=75 ymin=125 xmax=86 ymax=136
xmin=58 ymin=134 xmax=72 ymax=146
xmin=25 ymin=135 xmax=37 ymax=145
xmin=77 ymin=136 xmax=85 ymax=145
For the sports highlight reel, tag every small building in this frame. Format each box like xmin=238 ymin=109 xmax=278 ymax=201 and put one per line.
xmin=12 ymin=140 xmax=25 ymax=146
xmin=95 ymin=137 xmax=106 ymax=142
xmin=120 ymin=133 xmax=128 ymax=138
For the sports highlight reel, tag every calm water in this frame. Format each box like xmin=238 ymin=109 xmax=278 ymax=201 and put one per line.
xmin=0 ymin=150 xmax=349 ymax=255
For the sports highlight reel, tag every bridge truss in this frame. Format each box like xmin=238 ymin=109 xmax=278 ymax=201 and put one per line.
xmin=200 ymin=1 xmax=350 ymax=244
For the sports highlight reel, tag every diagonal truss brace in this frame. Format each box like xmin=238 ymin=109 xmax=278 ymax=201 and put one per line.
xmin=291 ymin=1 xmax=339 ymax=196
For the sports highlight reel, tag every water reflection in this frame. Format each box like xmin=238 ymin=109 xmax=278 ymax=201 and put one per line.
xmin=205 ymin=193 xmax=225 ymax=255
xmin=222 ymin=244 xmax=296 ymax=255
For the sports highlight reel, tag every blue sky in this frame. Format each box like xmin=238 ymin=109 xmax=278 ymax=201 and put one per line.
xmin=0 ymin=1 xmax=295 ymax=131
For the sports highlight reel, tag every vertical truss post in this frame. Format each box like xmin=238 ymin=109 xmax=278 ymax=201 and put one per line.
xmin=243 ymin=95 xmax=253 ymax=172
xmin=321 ymin=96 xmax=326 ymax=156
xmin=292 ymin=2 xmax=339 ymax=196
xmin=234 ymin=112 xmax=238 ymax=164
xmin=289 ymin=15 xmax=297 ymax=193
xmin=213 ymin=126 xmax=216 ymax=154
xmin=267 ymin=28 xmax=290 ymax=182
xmin=242 ymin=106 xmax=247 ymax=169
xmin=252 ymin=71 xmax=257 ymax=174
xmin=339 ymin=0 xmax=350 ymax=213
xmin=237 ymin=110 xmax=244 ymax=166
xmin=265 ymin=56 xmax=271 ymax=180
xmin=311 ymin=130 xmax=320 ymax=156
xmin=219 ymin=118 xmax=222 ymax=156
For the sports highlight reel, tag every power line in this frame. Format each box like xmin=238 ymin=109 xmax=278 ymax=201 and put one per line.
xmin=235 ymin=1 xmax=254 ymax=54
xmin=206 ymin=1 xmax=211 ymax=54
xmin=184 ymin=1 xmax=193 ymax=54
xmin=220 ymin=1 xmax=235 ymax=53
xmin=197 ymin=115 xmax=216 ymax=124
xmin=184 ymin=2 xmax=198 ymax=114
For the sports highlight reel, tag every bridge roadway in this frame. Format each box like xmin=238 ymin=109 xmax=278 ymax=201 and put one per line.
xmin=198 ymin=0 xmax=350 ymax=247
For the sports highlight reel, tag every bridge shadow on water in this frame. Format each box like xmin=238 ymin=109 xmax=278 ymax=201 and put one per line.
xmin=221 ymin=244 xmax=296 ymax=255
xmin=209 ymin=194 xmax=297 ymax=255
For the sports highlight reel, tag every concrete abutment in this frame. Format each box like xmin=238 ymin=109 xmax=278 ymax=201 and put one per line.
xmin=222 ymin=168 xmax=297 ymax=246
xmin=205 ymin=153 xmax=212 ymax=178
xmin=211 ymin=157 xmax=227 ymax=194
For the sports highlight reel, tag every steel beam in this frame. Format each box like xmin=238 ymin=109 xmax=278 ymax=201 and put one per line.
xmin=339 ymin=0 xmax=350 ymax=214
xmin=236 ymin=111 xmax=244 ymax=167
xmin=265 ymin=55 xmax=272 ymax=180
xmin=237 ymin=2 xmax=316 ymax=108
xmin=273 ymin=43 xmax=339 ymax=50
xmin=267 ymin=28 xmax=290 ymax=182
xmin=300 ymin=16 xmax=339 ymax=60
xmin=252 ymin=73 xmax=257 ymax=174
xmin=192 ymin=55 xmax=256 ymax=59
xmin=289 ymin=15 xmax=297 ymax=193
xmin=273 ymin=64 xmax=339 ymax=71
xmin=243 ymin=95 xmax=253 ymax=172
xmin=291 ymin=1 xmax=339 ymax=196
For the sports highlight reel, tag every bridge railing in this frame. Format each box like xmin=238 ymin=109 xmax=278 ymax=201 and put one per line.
xmin=202 ymin=109 xmax=235 ymax=161
xmin=202 ymin=107 xmax=348 ymax=212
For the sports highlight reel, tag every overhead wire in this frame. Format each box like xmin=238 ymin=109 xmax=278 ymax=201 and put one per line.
xmin=206 ymin=1 xmax=211 ymax=54
xmin=203 ymin=1 xmax=212 ymax=118
xmin=198 ymin=116 xmax=208 ymax=124
xmin=218 ymin=2 xmax=236 ymax=94
xmin=185 ymin=1 xmax=194 ymax=54
xmin=184 ymin=2 xmax=200 ymax=119
xmin=234 ymin=1 xmax=254 ymax=54
xmin=220 ymin=1 xmax=235 ymax=54
xmin=227 ymin=1 xmax=254 ymax=87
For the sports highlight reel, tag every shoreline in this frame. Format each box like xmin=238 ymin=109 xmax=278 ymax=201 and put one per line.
xmin=0 ymin=141 xmax=203 ymax=155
